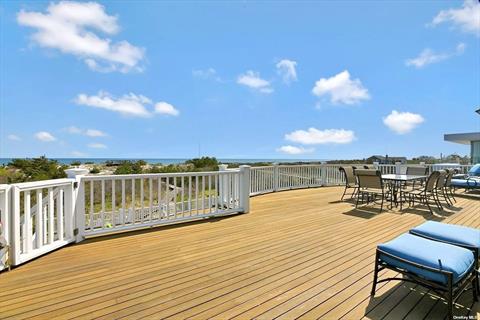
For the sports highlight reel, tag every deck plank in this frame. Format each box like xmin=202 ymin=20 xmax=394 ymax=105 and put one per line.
xmin=0 ymin=187 xmax=478 ymax=320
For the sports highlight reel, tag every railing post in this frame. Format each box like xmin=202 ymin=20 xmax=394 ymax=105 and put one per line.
xmin=65 ymin=168 xmax=88 ymax=243
xmin=239 ymin=165 xmax=251 ymax=213
xmin=0 ymin=185 xmax=10 ymax=270
xmin=273 ymin=163 xmax=279 ymax=191
xmin=395 ymin=161 xmax=402 ymax=175
xmin=10 ymin=186 xmax=20 ymax=265
xmin=321 ymin=164 xmax=326 ymax=186
xmin=218 ymin=164 xmax=228 ymax=206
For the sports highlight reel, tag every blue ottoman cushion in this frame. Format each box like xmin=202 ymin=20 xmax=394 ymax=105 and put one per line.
xmin=451 ymin=178 xmax=479 ymax=188
xmin=378 ymin=233 xmax=474 ymax=284
xmin=410 ymin=221 xmax=480 ymax=250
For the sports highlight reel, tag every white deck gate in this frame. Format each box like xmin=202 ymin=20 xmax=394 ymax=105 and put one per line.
xmin=9 ymin=179 xmax=75 ymax=265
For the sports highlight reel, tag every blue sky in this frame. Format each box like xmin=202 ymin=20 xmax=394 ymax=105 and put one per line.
xmin=1 ymin=0 xmax=479 ymax=159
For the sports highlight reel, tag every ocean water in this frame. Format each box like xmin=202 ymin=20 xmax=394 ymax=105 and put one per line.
xmin=0 ymin=158 xmax=326 ymax=166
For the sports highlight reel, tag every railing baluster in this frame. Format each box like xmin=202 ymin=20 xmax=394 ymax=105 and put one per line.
xmin=36 ymin=190 xmax=43 ymax=248
xmin=112 ymin=179 xmax=116 ymax=227
xmin=24 ymin=191 xmax=32 ymax=253
xmin=131 ymin=178 xmax=135 ymax=224
xmin=149 ymin=178 xmax=153 ymax=222
xmin=48 ymin=188 xmax=54 ymax=244
xmin=121 ymin=179 xmax=126 ymax=226
xmin=57 ymin=189 xmax=64 ymax=241
xmin=101 ymin=180 xmax=105 ymax=229
xmin=140 ymin=178 xmax=144 ymax=224
xmin=90 ymin=181 xmax=94 ymax=230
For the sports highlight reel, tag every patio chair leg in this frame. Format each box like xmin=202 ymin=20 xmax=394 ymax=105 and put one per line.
xmin=443 ymin=189 xmax=453 ymax=206
xmin=355 ymin=192 xmax=361 ymax=208
xmin=371 ymin=252 xmax=379 ymax=296
xmin=449 ymin=188 xmax=456 ymax=202
xmin=380 ymin=196 xmax=384 ymax=213
xmin=433 ymin=192 xmax=443 ymax=211
xmin=425 ymin=197 xmax=433 ymax=214
xmin=341 ymin=186 xmax=348 ymax=200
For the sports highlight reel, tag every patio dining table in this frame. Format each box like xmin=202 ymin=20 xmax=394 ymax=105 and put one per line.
xmin=381 ymin=174 xmax=428 ymax=208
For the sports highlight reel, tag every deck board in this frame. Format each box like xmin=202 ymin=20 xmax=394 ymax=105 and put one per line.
xmin=0 ymin=187 xmax=478 ymax=319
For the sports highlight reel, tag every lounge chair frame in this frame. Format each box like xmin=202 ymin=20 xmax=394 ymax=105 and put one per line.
xmin=408 ymin=229 xmax=480 ymax=297
xmin=371 ymin=248 xmax=478 ymax=319
xmin=339 ymin=166 xmax=358 ymax=200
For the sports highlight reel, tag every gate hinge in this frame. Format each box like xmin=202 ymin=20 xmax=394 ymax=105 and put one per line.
xmin=73 ymin=182 xmax=79 ymax=189
xmin=74 ymin=228 xmax=79 ymax=236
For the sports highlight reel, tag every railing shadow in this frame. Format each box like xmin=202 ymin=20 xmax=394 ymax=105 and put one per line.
xmin=74 ymin=213 xmax=241 ymax=246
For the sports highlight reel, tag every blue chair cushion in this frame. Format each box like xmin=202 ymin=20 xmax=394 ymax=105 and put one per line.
xmin=468 ymin=164 xmax=480 ymax=176
xmin=378 ymin=233 xmax=474 ymax=284
xmin=410 ymin=221 xmax=480 ymax=250
xmin=451 ymin=178 xmax=479 ymax=188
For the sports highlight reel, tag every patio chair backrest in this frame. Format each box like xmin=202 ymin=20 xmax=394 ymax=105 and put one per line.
xmin=436 ymin=170 xmax=447 ymax=189
xmin=339 ymin=166 xmax=356 ymax=186
xmin=355 ymin=169 xmax=382 ymax=189
xmin=445 ymin=170 xmax=455 ymax=187
xmin=406 ymin=166 xmax=428 ymax=176
xmin=425 ymin=171 xmax=440 ymax=192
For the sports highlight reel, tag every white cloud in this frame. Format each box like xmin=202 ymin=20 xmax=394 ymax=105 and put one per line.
xmin=285 ymin=128 xmax=356 ymax=145
xmin=237 ymin=70 xmax=273 ymax=94
xmin=34 ymin=131 xmax=56 ymax=142
xmin=85 ymin=129 xmax=107 ymax=137
xmin=17 ymin=1 xmax=145 ymax=73
xmin=64 ymin=126 xmax=108 ymax=137
xmin=7 ymin=134 xmax=21 ymax=141
xmin=276 ymin=59 xmax=297 ymax=84
xmin=276 ymin=145 xmax=314 ymax=155
xmin=192 ymin=68 xmax=221 ymax=81
xmin=154 ymin=102 xmax=180 ymax=116
xmin=75 ymin=91 xmax=179 ymax=118
xmin=431 ymin=0 xmax=480 ymax=36
xmin=405 ymin=43 xmax=466 ymax=68
xmin=88 ymin=143 xmax=107 ymax=149
xmin=312 ymin=70 xmax=370 ymax=105
xmin=383 ymin=110 xmax=425 ymax=134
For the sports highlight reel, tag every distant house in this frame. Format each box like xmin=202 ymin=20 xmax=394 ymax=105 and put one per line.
xmin=367 ymin=155 xmax=407 ymax=164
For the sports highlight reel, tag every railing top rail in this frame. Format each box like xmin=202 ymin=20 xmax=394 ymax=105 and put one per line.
xmin=11 ymin=178 xmax=74 ymax=191
xmin=80 ymin=170 xmax=241 ymax=181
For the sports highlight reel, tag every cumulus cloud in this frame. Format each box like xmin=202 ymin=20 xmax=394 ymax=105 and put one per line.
xmin=192 ymin=68 xmax=221 ymax=81
xmin=17 ymin=1 xmax=145 ymax=72
xmin=237 ymin=70 xmax=273 ymax=94
xmin=74 ymin=91 xmax=179 ymax=118
xmin=154 ymin=102 xmax=180 ymax=116
xmin=65 ymin=126 xmax=108 ymax=137
xmin=383 ymin=110 xmax=425 ymax=134
xmin=7 ymin=134 xmax=21 ymax=141
xmin=285 ymin=128 xmax=356 ymax=145
xmin=431 ymin=0 xmax=480 ymax=36
xmin=276 ymin=145 xmax=314 ymax=155
xmin=88 ymin=142 xmax=107 ymax=149
xmin=34 ymin=131 xmax=56 ymax=142
xmin=276 ymin=59 xmax=297 ymax=84
xmin=312 ymin=70 xmax=370 ymax=105
xmin=405 ymin=43 xmax=466 ymax=68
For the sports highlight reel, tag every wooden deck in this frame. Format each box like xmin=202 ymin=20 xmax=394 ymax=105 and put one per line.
xmin=1 ymin=187 xmax=479 ymax=319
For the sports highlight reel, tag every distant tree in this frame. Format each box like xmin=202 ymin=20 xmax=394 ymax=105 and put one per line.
xmin=89 ymin=167 xmax=100 ymax=174
xmin=185 ymin=157 xmax=219 ymax=171
xmin=6 ymin=156 xmax=67 ymax=182
xmin=114 ymin=160 xmax=144 ymax=175
xmin=70 ymin=161 xmax=82 ymax=166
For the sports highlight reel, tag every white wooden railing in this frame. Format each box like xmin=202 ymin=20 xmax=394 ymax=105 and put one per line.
xmin=250 ymin=164 xmax=345 ymax=195
xmin=9 ymin=179 xmax=75 ymax=265
xmin=78 ymin=168 xmax=248 ymax=237
xmin=0 ymin=162 xmax=474 ymax=269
